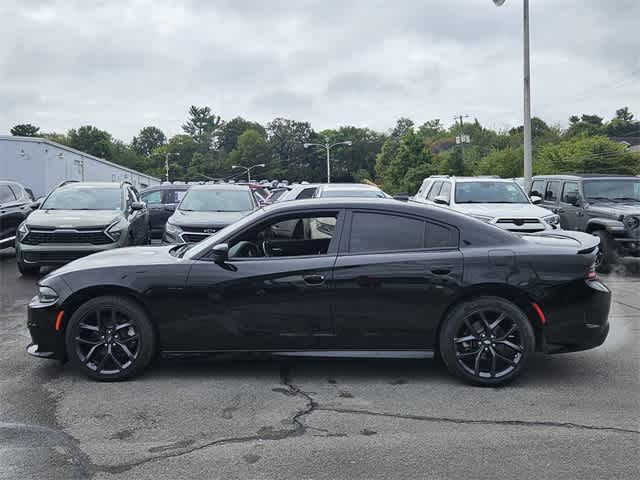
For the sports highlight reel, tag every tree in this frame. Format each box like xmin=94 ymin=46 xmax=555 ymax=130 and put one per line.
xmin=387 ymin=129 xmax=436 ymax=193
xmin=227 ymin=129 xmax=271 ymax=173
xmin=391 ymin=117 xmax=414 ymax=138
xmin=219 ymin=117 xmax=266 ymax=153
xmin=266 ymin=118 xmax=316 ymax=180
xmin=606 ymin=106 xmax=639 ymax=137
xmin=475 ymin=147 xmax=524 ymax=178
xmin=182 ymin=106 xmax=223 ymax=151
xmin=10 ymin=124 xmax=40 ymax=137
xmin=132 ymin=126 xmax=166 ymax=157
xmin=67 ymin=125 xmax=113 ymax=159
xmin=565 ymin=114 xmax=605 ymax=138
xmin=615 ymin=107 xmax=634 ymax=123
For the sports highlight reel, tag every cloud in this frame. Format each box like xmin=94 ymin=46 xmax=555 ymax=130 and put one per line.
xmin=0 ymin=0 xmax=637 ymax=140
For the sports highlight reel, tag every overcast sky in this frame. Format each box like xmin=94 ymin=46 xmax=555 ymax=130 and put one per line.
xmin=1 ymin=0 xmax=638 ymax=141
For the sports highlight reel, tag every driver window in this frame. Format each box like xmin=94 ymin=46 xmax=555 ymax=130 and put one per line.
xmin=228 ymin=213 xmax=339 ymax=259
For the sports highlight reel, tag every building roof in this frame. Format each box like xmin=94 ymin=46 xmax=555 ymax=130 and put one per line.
xmin=0 ymin=135 xmax=160 ymax=182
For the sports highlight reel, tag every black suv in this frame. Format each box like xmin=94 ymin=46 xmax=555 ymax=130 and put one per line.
xmin=139 ymin=183 xmax=190 ymax=239
xmin=15 ymin=181 xmax=149 ymax=275
xmin=0 ymin=180 xmax=35 ymax=250
xmin=530 ymin=174 xmax=640 ymax=272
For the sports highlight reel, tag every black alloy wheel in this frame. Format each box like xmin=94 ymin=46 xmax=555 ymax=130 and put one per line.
xmin=440 ymin=297 xmax=534 ymax=386
xmin=65 ymin=296 xmax=155 ymax=381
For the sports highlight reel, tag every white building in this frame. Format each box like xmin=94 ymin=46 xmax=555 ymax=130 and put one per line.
xmin=0 ymin=136 xmax=160 ymax=197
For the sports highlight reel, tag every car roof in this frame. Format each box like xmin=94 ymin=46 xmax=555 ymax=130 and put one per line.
xmin=188 ymin=183 xmax=251 ymax=191
xmin=141 ymin=184 xmax=190 ymax=192
xmin=451 ymin=177 xmax=517 ymax=183
xmin=532 ymin=174 xmax=638 ymax=180
xmin=59 ymin=182 xmax=122 ymax=189
xmin=319 ymin=183 xmax=382 ymax=190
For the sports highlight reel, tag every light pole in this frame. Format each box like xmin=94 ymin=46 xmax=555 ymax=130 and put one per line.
xmin=493 ymin=0 xmax=533 ymax=190
xmin=303 ymin=140 xmax=353 ymax=183
xmin=165 ymin=152 xmax=180 ymax=182
xmin=231 ymin=163 xmax=265 ymax=183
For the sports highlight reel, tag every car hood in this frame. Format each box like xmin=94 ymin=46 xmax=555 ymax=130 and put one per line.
xmin=169 ymin=209 xmax=250 ymax=228
xmin=453 ymin=203 xmax=551 ymax=218
xmin=45 ymin=246 xmax=180 ymax=278
xmin=587 ymin=202 xmax=640 ymax=217
xmin=26 ymin=209 xmax=122 ymax=229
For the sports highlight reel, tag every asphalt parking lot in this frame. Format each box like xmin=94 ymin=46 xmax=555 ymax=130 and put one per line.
xmin=1 ymin=248 xmax=639 ymax=480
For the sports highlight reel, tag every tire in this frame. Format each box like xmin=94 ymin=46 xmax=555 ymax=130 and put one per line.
xmin=65 ymin=295 xmax=156 ymax=381
xmin=439 ymin=296 xmax=535 ymax=387
xmin=594 ymin=230 xmax=617 ymax=274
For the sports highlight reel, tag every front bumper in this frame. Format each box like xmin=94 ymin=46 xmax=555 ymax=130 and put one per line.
xmin=542 ymin=279 xmax=611 ymax=353
xmin=17 ymin=237 xmax=127 ymax=266
xmin=26 ymin=297 xmax=65 ymax=361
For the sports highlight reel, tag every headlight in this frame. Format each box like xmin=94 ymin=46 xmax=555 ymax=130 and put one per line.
xmin=543 ymin=214 xmax=561 ymax=226
xmin=470 ymin=214 xmax=493 ymax=223
xmin=165 ymin=222 xmax=183 ymax=235
xmin=624 ymin=216 xmax=640 ymax=230
xmin=105 ymin=218 xmax=127 ymax=242
xmin=17 ymin=222 xmax=29 ymax=240
xmin=38 ymin=286 xmax=59 ymax=304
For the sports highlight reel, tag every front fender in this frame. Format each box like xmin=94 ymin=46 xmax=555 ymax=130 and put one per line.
xmin=586 ymin=217 xmax=626 ymax=234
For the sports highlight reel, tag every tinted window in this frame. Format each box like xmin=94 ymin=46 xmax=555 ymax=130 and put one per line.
xmin=296 ymin=187 xmax=317 ymax=199
xmin=583 ymin=180 xmax=640 ymax=201
xmin=439 ymin=182 xmax=451 ymax=202
xmin=455 ymin=181 xmax=528 ymax=204
xmin=427 ymin=182 xmax=443 ymax=200
xmin=530 ymin=180 xmax=545 ymax=198
xmin=0 ymin=185 xmax=16 ymax=203
xmin=545 ymin=181 xmax=561 ymax=202
xmin=141 ymin=190 xmax=162 ymax=204
xmin=350 ymin=212 xmax=424 ymax=253
xmin=561 ymin=182 xmax=580 ymax=203
xmin=41 ymin=186 xmax=122 ymax=210
xmin=179 ymin=189 xmax=254 ymax=212
xmin=165 ymin=189 xmax=187 ymax=204
xmin=426 ymin=222 xmax=457 ymax=249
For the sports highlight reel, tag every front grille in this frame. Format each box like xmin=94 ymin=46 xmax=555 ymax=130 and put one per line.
xmin=181 ymin=226 xmax=220 ymax=233
xmin=23 ymin=251 xmax=90 ymax=264
xmin=23 ymin=229 xmax=112 ymax=245
xmin=181 ymin=233 xmax=211 ymax=243
xmin=496 ymin=218 xmax=540 ymax=225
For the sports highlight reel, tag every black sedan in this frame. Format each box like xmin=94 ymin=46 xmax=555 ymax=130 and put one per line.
xmin=26 ymin=198 xmax=610 ymax=386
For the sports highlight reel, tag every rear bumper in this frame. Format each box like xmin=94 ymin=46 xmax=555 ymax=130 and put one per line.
xmin=542 ymin=279 xmax=611 ymax=353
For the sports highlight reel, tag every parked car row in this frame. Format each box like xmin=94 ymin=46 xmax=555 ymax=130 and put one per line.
xmin=0 ymin=180 xmax=35 ymax=250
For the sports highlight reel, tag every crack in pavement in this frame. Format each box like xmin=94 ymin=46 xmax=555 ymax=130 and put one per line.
xmin=315 ymin=407 xmax=640 ymax=435
xmin=613 ymin=299 xmax=640 ymax=312
xmin=92 ymin=363 xmax=318 ymax=476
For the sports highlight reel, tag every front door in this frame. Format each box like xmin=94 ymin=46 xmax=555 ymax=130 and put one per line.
xmin=558 ymin=181 xmax=584 ymax=230
xmin=331 ymin=210 xmax=463 ymax=350
xmin=183 ymin=210 xmax=343 ymax=350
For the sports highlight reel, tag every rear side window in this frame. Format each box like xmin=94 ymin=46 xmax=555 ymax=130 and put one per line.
xmin=425 ymin=222 xmax=457 ymax=249
xmin=439 ymin=182 xmax=452 ymax=202
xmin=141 ymin=190 xmax=162 ymax=204
xmin=427 ymin=182 xmax=443 ymax=200
xmin=165 ymin=189 xmax=187 ymax=204
xmin=545 ymin=181 xmax=561 ymax=202
xmin=415 ymin=180 xmax=431 ymax=200
xmin=296 ymin=187 xmax=317 ymax=200
xmin=530 ymin=179 xmax=545 ymax=198
xmin=349 ymin=212 xmax=425 ymax=253
xmin=0 ymin=185 xmax=16 ymax=203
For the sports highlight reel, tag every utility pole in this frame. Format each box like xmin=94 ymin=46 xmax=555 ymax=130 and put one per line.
xmin=454 ymin=114 xmax=469 ymax=163
xmin=522 ymin=0 xmax=533 ymax=190
xmin=165 ymin=153 xmax=169 ymax=182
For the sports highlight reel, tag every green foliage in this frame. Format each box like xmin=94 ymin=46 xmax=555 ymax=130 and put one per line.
xmin=67 ymin=125 xmax=113 ymax=159
xmin=132 ymin=126 xmax=166 ymax=157
xmin=475 ymin=147 xmax=524 ymax=178
xmin=181 ymin=105 xmax=223 ymax=152
xmin=219 ymin=117 xmax=266 ymax=153
xmin=227 ymin=129 xmax=271 ymax=172
xmin=387 ymin=129 xmax=436 ymax=193
xmin=10 ymin=124 xmax=40 ymax=137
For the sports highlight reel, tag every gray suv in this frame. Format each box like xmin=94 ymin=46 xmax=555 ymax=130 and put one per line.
xmin=15 ymin=181 xmax=149 ymax=275
xmin=530 ymin=174 xmax=640 ymax=272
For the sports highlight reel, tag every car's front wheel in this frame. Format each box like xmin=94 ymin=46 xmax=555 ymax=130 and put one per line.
xmin=594 ymin=230 xmax=617 ymax=274
xmin=65 ymin=296 xmax=156 ymax=381
xmin=439 ymin=296 xmax=534 ymax=387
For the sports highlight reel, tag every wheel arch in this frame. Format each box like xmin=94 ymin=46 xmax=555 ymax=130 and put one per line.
xmin=435 ymin=284 xmax=544 ymax=356
xmin=59 ymin=285 xmax=159 ymax=356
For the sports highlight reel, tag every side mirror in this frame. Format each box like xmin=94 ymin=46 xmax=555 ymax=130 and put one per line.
xmin=393 ymin=193 xmax=410 ymax=202
xmin=29 ymin=200 xmax=41 ymax=210
xmin=131 ymin=201 xmax=145 ymax=211
xmin=530 ymin=195 xmax=542 ymax=205
xmin=433 ymin=195 xmax=449 ymax=205
xmin=164 ymin=204 xmax=177 ymax=212
xmin=211 ymin=243 xmax=229 ymax=264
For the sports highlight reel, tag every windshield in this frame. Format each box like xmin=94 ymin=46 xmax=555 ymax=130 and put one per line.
xmin=455 ymin=182 xmax=529 ymax=204
xmin=178 ymin=189 xmax=254 ymax=212
xmin=583 ymin=180 xmax=640 ymax=202
xmin=41 ymin=186 xmax=122 ymax=210
xmin=320 ymin=189 xmax=386 ymax=198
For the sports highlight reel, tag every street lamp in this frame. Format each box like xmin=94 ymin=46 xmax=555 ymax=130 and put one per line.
xmin=231 ymin=163 xmax=265 ymax=183
xmin=303 ymin=140 xmax=353 ymax=183
xmin=493 ymin=0 xmax=533 ymax=190
xmin=165 ymin=152 xmax=180 ymax=182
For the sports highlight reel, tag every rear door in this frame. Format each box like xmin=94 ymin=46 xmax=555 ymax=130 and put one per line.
xmin=542 ymin=180 xmax=561 ymax=213
xmin=331 ymin=210 xmax=463 ymax=350
xmin=140 ymin=189 xmax=165 ymax=235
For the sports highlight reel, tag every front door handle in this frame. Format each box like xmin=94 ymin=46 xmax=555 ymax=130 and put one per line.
xmin=303 ymin=274 xmax=326 ymax=285
xmin=430 ymin=267 xmax=452 ymax=275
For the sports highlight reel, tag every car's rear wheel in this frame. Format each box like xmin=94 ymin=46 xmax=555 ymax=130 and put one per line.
xmin=594 ymin=230 xmax=617 ymax=274
xmin=439 ymin=296 xmax=534 ymax=387
xmin=65 ymin=296 xmax=155 ymax=381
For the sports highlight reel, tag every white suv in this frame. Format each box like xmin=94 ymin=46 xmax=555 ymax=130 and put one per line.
xmin=413 ymin=176 xmax=560 ymax=233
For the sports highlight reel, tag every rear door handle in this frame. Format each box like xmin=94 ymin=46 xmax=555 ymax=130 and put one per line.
xmin=430 ymin=267 xmax=452 ymax=275
xmin=303 ymin=274 xmax=326 ymax=285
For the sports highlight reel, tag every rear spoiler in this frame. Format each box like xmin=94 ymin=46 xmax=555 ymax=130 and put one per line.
xmin=525 ymin=230 xmax=600 ymax=254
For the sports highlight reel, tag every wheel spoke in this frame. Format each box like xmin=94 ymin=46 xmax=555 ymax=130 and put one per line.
xmin=84 ymin=343 xmax=102 ymax=364
xmin=96 ymin=346 xmax=110 ymax=372
xmin=456 ymin=347 xmax=482 ymax=359
xmin=478 ymin=311 xmax=491 ymax=332
xmin=494 ymin=350 xmax=517 ymax=366
xmin=110 ymin=351 xmax=123 ymax=370
xmin=495 ymin=340 xmax=522 ymax=352
xmin=473 ymin=347 xmax=484 ymax=376
xmin=114 ymin=322 xmax=132 ymax=332
xmin=115 ymin=341 xmax=136 ymax=360
xmin=497 ymin=324 xmax=517 ymax=341
xmin=455 ymin=335 xmax=477 ymax=344
xmin=489 ymin=347 xmax=497 ymax=377
xmin=79 ymin=323 xmax=99 ymax=332
xmin=119 ymin=334 xmax=138 ymax=343
xmin=464 ymin=318 xmax=480 ymax=336
xmin=489 ymin=313 xmax=507 ymax=332
xmin=76 ymin=336 xmax=101 ymax=346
